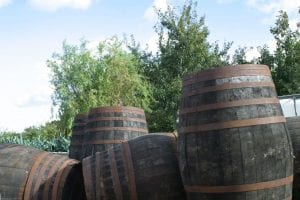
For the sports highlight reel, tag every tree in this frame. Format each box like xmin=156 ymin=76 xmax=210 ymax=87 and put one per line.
xmin=48 ymin=37 xmax=151 ymax=135
xmin=232 ymin=46 xmax=251 ymax=65
xmin=132 ymin=1 xmax=231 ymax=132
xmin=257 ymin=10 xmax=300 ymax=95
xmin=257 ymin=45 xmax=275 ymax=68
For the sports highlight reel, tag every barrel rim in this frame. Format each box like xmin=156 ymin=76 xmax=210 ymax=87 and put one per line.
xmin=88 ymin=106 xmax=145 ymax=115
xmin=183 ymin=64 xmax=270 ymax=84
xmin=87 ymin=117 xmax=147 ymax=123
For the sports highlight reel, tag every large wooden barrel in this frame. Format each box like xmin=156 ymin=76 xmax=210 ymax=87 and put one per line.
xmin=81 ymin=106 xmax=148 ymax=159
xmin=82 ymin=134 xmax=186 ymax=200
xmin=150 ymin=132 xmax=178 ymax=153
xmin=178 ymin=64 xmax=293 ymax=199
xmin=69 ymin=113 xmax=88 ymax=161
xmin=286 ymin=116 xmax=300 ymax=199
xmin=0 ymin=144 xmax=86 ymax=200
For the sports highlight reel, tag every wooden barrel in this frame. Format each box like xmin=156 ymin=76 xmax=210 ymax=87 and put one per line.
xmin=286 ymin=116 xmax=300 ymax=199
xmin=178 ymin=64 xmax=293 ymax=199
xmin=0 ymin=144 xmax=86 ymax=200
xmin=69 ymin=113 xmax=88 ymax=161
xmin=81 ymin=106 xmax=148 ymax=159
xmin=150 ymin=132 xmax=178 ymax=152
xmin=82 ymin=134 xmax=186 ymax=200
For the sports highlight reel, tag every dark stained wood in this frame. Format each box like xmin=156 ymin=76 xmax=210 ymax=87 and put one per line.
xmin=0 ymin=144 xmax=86 ymax=200
xmin=69 ymin=113 xmax=88 ymax=161
xmin=81 ymin=106 xmax=148 ymax=159
xmin=286 ymin=116 xmax=300 ymax=199
xmin=82 ymin=134 xmax=186 ymax=200
xmin=183 ymin=64 xmax=271 ymax=85
xmin=178 ymin=64 xmax=293 ymax=200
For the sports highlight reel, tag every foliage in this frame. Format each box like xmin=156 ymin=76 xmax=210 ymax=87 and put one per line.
xmin=130 ymin=1 xmax=231 ymax=132
xmin=258 ymin=10 xmax=300 ymax=95
xmin=0 ymin=122 xmax=69 ymax=152
xmin=48 ymin=37 xmax=151 ymax=135
xmin=231 ymin=46 xmax=252 ymax=65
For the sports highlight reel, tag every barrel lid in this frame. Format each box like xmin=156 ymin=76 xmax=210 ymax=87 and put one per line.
xmin=89 ymin=106 xmax=145 ymax=115
xmin=183 ymin=64 xmax=271 ymax=85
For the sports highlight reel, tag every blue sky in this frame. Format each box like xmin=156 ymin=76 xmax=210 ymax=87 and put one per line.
xmin=0 ymin=0 xmax=299 ymax=132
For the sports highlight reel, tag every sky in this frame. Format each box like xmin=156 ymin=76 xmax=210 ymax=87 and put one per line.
xmin=0 ymin=0 xmax=299 ymax=132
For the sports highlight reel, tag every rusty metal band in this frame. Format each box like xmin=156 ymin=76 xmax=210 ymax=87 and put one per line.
xmin=122 ymin=142 xmax=138 ymax=200
xmin=82 ymin=157 xmax=94 ymax=200
xmin=179 ymin=116 xmax=286 ymax=133
xmin=52 ymin=159 xmax=78 ymax=200
xmin=55 ymin=164 xmax=74 ymax=200
xmin=183 ymin=69 xmax=271 ymax=86
xmin=42 ymin=156 xmax=67 ymax=200
xmin=17 ymin=149 xmax=40 ymax=200
xmin=32 ymin=155 xmax=57 ymax=200
xmin=108 ymin=148 xmax=123 ymax=200
xmin=184 ymin=175 xmax=293 ymax=193
xmin=71 ymin=130 xmax=85 ymax=136
xmin=70 ymin=141 xmax=83 ymax=146
xmin=23 ymin=152 xmax=49 ymax=200
xmin=89 ymin=106 xmax=145 ymax=115
xmin=88 ymin=117 xmax=146 ymax=123
xmin=183 ymin=65 xmax=270 ymax=84
xmin=73 ymin=122 xmax=86 ymax=126
xmin=183 ymin=82 xmax=275 ymax=97
xmin=75 ymin=113 xmax=88 ymax=119
xmin=95 ymin=152 xmax=102 ymax=200
xmin=73 ymin=139 xmax=127 ymax=145
xmin=70 ymin=139 xmax=84 ymax=145
xmin=85 ymin=126 xmax=148 ymax=133
xmin=180 ymin=98 xmax=280 ymax=115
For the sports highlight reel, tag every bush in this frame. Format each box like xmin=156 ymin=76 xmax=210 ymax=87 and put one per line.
xmin=0 ymin=121 xmax=70 ymax=152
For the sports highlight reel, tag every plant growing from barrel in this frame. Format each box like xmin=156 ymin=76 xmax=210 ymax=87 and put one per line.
xmin=48 ymin=37 xmax=151 ymax=135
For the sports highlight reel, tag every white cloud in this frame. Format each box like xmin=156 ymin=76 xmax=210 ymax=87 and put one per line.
xmin=16 ymin=91 xmax=51 ymax=108
xmin=28 ymin=0 xmax=92 ymax=11
xmin=246 ymin=47 xmax=260 ymax=61
xmin=246 ymin=0 xmax=300 ymax=20
xmin=143 ymin=32 xmax=168 ymax=53
xmin=246 ymin=0 xmax=300 ymax=14
xmin=145 ymin=35 xmax=159 ymax=53
xmin=266 ymin=39 xmax=276 ymax=52
xmin=290 ymin=18 xmax=300 ymax=31
xmin=144 ymin=0 xmax=169 ymax=21
xmin=217 ymin=0 xmax=300 ymax=26
xmin=217 ymin=0 xmax=238 ymax=4
xmin=0 ymin=0 xmax=11 ymax=7
xmin=86 ymin=36 xmax=105 ymax=56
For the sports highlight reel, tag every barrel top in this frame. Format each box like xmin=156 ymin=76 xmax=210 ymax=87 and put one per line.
xmin=89 ymin=106 xmax=145 ymax=115
xmin=183 ymin=64 xmax=271 ymax=85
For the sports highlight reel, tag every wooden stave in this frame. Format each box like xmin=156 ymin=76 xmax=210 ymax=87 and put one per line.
xmin=82 ymin=134 xmax=186 ymax=200
xmin=0 ymin=144 xmax=86 ymax=200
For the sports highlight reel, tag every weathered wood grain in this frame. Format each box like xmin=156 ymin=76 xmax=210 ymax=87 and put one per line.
xmin=81 ymin=106 xmax=148 ymax=159
xmin=0 ymin=144 xmax=86 ymax=200
xmin=178 ymin=64 xmax=293 ymax=200
xmin=286 ymin=116 xmax=300 ymax=199
xmin=82 ymin=134 xmax=186 ymax=200
xmin=69 ymin=113 xmax=88 ymax=161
